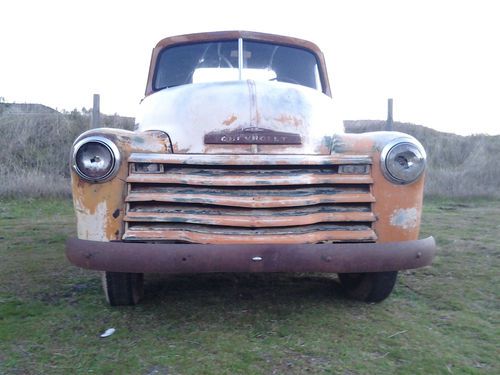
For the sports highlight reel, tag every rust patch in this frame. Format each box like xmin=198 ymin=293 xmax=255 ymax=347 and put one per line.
xmin=222 ymin=114 xmax=238 ymax=126
xmin=72 ymin=128 xmax=173 ymax=241
xmin=331 ymin=132 xmax=425 ymax=242
xmin=390 ymin=208 xmax=418 ymax=230
xmin=127 ymin=170 xmax=372 ymax=186
xmin=67 ymin=237 xmax=436 ymax=274
xmin=123 ymin=226 xmax=377 ymax=244
xmin=124 ymin=205 xmax=375 ymax=228
xmin=274 ymin=114 xmax=303 ymax=128
xmin=172 ymin=141 xmax=191 ymax=153
xmin=126 ymin=190 xmax=374 ymax=209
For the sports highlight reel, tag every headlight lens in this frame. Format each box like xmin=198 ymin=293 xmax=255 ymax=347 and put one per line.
xmin=381 ymin=140 xmax=426 ymax=184
xmin=72 ymin=136 xmax=120 ymax=182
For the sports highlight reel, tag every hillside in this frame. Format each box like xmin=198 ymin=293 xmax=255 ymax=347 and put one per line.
xmin=345 ymin=120 xmax=500 ymax=197
xmin=0 ymin=103 xmax=133 ymax=197
xmin=0 ymin=103 xmax=498 ymax=198
xmin=0 ymin=102 xmax=58 ymax=115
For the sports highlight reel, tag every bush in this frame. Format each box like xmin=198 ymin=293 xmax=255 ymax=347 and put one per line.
xmin=0 ymin=105 xmax=133 ymax=198
xmin=345 ymin=120 xmax=500 ymax=198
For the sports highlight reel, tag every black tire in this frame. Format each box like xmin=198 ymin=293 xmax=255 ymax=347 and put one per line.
xmin=338 ymin=271 xmax=398 ymax=303
xmin=102 ymin=272 xmax=144 ymax=306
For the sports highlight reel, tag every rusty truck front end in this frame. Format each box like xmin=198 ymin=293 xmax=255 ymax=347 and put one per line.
xmin=66 ymin=31 xmax=436 ymax=305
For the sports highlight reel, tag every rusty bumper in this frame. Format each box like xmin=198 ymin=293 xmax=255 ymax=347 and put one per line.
xmin=66 ymin=237 xmax=436 ymax=274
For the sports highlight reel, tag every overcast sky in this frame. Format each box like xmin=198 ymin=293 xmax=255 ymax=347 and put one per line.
xmin=1 ymin=0 xmax=499 ymax=135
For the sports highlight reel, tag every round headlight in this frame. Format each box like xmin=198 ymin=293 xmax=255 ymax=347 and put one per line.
xmin=381 ymin=139 xmax=426 ymax=184
xmin=72 ymin=136 xmax=120 ymax=182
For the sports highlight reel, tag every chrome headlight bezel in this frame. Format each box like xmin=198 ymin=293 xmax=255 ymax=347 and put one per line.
xmin=380 ymin=139 xmax=427 ymax=185
xmin=72 ymin=136 xmax=121 ymax=183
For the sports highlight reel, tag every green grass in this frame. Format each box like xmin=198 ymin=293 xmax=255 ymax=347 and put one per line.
xmin=1 ymin=198 xmax=499 ymax=374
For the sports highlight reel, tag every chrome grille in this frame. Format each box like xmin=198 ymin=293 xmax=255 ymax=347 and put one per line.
xmin=123 ymin=153 xmax=376 ymax=244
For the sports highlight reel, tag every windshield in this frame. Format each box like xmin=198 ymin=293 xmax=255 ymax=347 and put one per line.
xmin=154 ymin=39 xmax=321 ymax=91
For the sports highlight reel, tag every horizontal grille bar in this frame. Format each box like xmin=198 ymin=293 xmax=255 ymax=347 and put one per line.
xmin=126 ymin=185 xmax=375 ymax=208
xmin=125 ymin=203 xmax=375 ymax=228
xmin=128 ymin=153 xmax=372 ymax=165
xmin=123 ymin=223 xmax=377 ymax=244
xmin=127 ymin=168 xmax=372 ymax=186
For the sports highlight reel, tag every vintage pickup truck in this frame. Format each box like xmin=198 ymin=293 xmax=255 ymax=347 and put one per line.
xmin=66 ymin=31 xmax=436 ymax=305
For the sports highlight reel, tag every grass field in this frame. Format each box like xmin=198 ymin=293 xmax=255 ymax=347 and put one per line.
xmin=0 ymin=198 xmax=499 ymax=374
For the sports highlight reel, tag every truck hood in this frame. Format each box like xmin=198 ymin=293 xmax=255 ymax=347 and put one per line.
xmin=136 ymin=80 xmax=343 ymax=154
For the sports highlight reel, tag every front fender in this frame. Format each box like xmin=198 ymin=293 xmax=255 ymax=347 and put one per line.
xmin=333 ymin=131 xmax=427 ymax=243
xmin=70 ymin=128 xmax=171 ymax=241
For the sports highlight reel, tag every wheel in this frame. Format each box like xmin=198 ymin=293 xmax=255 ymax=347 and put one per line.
xmin=338 ymin=271 xmax=398 ymax=303
xmin=102 ymin=272 xmax=144 ymax=306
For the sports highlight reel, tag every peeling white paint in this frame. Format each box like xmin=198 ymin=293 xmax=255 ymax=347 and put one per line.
xmin=136 ymin=80 xmax=342 ymax=154
xmin=77 ymin=201 xmax=109 ymax=241
xmin=390 ymin=208 xmax=418 ymax=230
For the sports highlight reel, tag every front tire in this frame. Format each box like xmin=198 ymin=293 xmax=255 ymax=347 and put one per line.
xmin=338 ymin=271 xmax=398 ymax=303
xmin=102 ymin=272 xmax=144 ymax=306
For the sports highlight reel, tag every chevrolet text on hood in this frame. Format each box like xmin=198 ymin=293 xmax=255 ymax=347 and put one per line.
xmin=66 ymin=31 xmax=436 ymax=306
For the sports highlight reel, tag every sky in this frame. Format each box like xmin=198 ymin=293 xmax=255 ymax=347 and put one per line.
xmin=1 ymin=0 xmax=499 ymax=135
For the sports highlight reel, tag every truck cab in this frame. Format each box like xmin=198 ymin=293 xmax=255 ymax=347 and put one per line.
xmin=66 ymin=31 xmax=436 ymax=305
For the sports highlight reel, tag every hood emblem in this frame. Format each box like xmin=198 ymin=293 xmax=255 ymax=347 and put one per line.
xmin=204 ymin=127 xmax=302 ymax=145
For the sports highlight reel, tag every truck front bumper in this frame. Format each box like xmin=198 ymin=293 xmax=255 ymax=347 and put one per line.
xmin=66 ymin=237 xmax=436 ymax=274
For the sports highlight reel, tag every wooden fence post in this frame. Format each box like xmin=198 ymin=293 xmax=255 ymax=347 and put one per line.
xmin=91 ymin=94 xmax=100 ymax=128
xmin=386 ymin=98 xmax=394 ymax=131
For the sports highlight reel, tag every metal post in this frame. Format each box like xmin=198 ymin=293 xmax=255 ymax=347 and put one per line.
xmin=386 ymin=98 xmax=393 ymax=131
xmin=91 ymin=94 xmax=100 ymax=128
